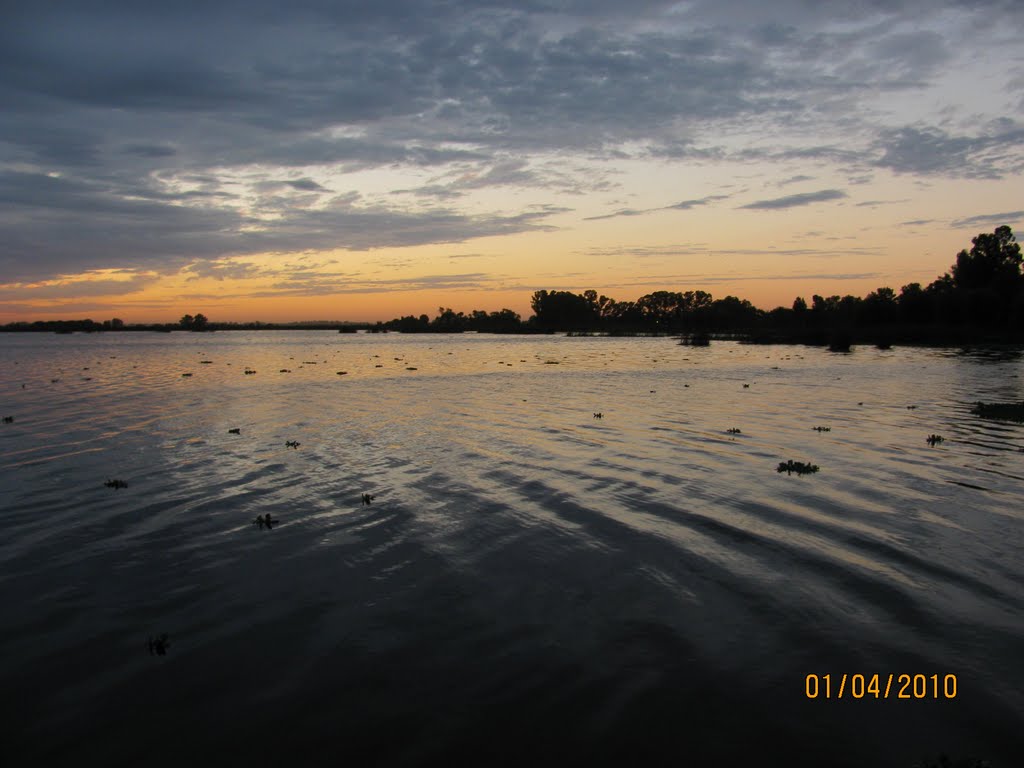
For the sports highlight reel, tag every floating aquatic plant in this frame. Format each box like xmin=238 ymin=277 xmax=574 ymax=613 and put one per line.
xmin=971 ymin=401 xmax=1024 ymax=423
xmin=361 ymin=493 xmax=376 ymax=505
xmin=285 ymin=440 xmax=300 ymax=448
xmin=777 ymin=460 xmax=819 ymax=476
xmin=812 ymin=426 xmax=831 ymax=432
xmin=679 ymin=332 xmax=710 ymax=346
xmin=253 ymin=513 xmax=278 ymax=530
xmin=726 ymin=428 xmax=742 ymax=434
xmin=2 ymin=416 xmax=12 ymax=423
xmin=593 ymin=412 xmax=603 ymax=419
xmin=147 ymin=634 xmax=170 ymax=656
xmin=926 ymin=434 xmax=944 ymax=445
xmin=104 ymin=479 xmax=128 ymax=489
xmin=228 ymin=428 xmax=240 ymax=434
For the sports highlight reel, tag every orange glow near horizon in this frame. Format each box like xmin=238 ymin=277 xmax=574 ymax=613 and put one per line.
xmin=2 ymin=168 xmax=1018 ymax=325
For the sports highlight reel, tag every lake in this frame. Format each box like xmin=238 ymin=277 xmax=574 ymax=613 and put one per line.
xmin=1 ymin=331 xmax=1022 ymax=766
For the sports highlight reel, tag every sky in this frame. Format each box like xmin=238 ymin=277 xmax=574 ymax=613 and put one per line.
xmin=2 ymin=0 xmax=1023 ymax=323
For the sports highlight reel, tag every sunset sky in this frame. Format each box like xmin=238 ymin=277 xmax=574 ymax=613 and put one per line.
xmin=2 ymin=0 xmax=1023 ymax=323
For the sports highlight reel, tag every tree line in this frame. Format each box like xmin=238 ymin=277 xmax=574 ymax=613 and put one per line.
xmin=380 ymin=226 xmax=1024 ymax=342
xmin=5 ymin=226 xmax=1021 ymax=343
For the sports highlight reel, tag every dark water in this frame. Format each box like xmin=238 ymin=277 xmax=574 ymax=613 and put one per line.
xmin=1 ymin=332 xmax=1022 ymax=766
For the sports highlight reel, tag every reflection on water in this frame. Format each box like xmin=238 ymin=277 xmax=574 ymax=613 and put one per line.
xmin=1 ymin=332 xmax=1022 ymax=766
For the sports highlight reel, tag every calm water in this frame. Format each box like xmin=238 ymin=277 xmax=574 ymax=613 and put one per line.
xmin=1 ymin=332 xmax=1022 ymax=767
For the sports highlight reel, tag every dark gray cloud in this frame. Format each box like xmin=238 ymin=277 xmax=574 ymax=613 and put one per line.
xmin=873 ymin=123 xmax=1024 ymax=178
xmin=739 ymin=189 xmax=847 ymax=210
xmin=1 ymin=0 xmax=1021 ymax=285
xmin=285 ymin=178 xmax=329 ymax=192
xmin=950 ymin=211 xmax=1024 ymax=228
xmin=585 ymin=195 xmax=728 ymax=220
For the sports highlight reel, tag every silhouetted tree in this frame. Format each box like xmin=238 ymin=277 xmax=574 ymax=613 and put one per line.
xmin=951 ymin=225 xmax=1021 ymax=293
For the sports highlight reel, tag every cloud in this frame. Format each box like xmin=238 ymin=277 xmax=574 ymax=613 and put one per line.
xmin=0 ymin=273 xmax=159 ymax=301
xmin=285 ymin=178 xmax=329 ymax=192
xmin=873 ymin=123 xmax=1024 ymax=178
xmin=950 ymin=211 xmax=1024 ymax=228
xmin=739 ymin=189 xmax=847 ymax=210
xmin=0 ymin=169 xmax=564 ymax=281
xmin=584 ymin=195 xmax=727 ymax=220
xmin=1 ymin=0 xmax=1022 ymax=286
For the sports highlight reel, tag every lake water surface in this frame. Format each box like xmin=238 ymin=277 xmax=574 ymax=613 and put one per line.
xmin=1 ymin=332 xmax=1022 ymax=766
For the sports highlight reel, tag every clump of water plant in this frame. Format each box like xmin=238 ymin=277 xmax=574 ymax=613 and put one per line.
xmin=971 ymin=401 xmax=1024 ymax=422
xmin=678 ymin=331 xmax=711 ymax=346
xmin=2 ymin=416 xmax=13 ymax=423
xmin=285 ymin=440 xmax=300 ymax=448
xmin=253 ymin=514 xmax=278 ymax=530
xmin=777 ymin=460 xmax=819 ymax=476
xmin=812 ymin=426 xmax=831 ymax=432
xmin=926 ymin=434 xmax=944 ymax=445
xmin=104 ymin=478 xmax=128 ymax=489
xmin=726 ymin=428 xmax=742 ymax=434
xmin=147 ymin=634 xmax=170 ymax=656
xmin=827 ymin=331 xmax=852 ymax=352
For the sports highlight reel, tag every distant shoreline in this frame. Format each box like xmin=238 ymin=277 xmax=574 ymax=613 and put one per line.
xmin=3 ymin=321 xmax=1023 ymax=348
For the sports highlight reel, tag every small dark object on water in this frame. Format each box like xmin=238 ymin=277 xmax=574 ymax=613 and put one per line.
xmin=743 ymin=383 xmax=750 ymax=388
xmin=253 ymin=513 xmax=278 ymax=530
xmin=813 ymin=426 xmax=831 ymax=432
xmin=927 ymin=434 xmax=945 ymax=445
xmin=971 ymin=401 xmax=1024 ymax=423
xmin=285 ymin=440 xmax=300 ymax=448
xmin=181 ymin=373 xmax=193 ymax=377
xmin=148 ymin=634 xmax=170 ymax=656
xmin=200 ymin=360 xmax=213 ymax=364
xmin=727 ymin=428 xmax=742 ymax=434
xmin=406 ymin=367 xmax=418 ymax=371
xmin=907 ymin=405 xmax=917 ymax=410
xmin=650 ymin=390 xmax=656 ymax=393
xmin=361 ymin=493 xmax=375 ymax=505
xmin=105 ymin=478 xmax=128 ymax=489
xmin=2 ymin=416 xmax=12 ymax=423
xmin=244 ymin=369 xmax=256 ymax=375
xmin=280 ymin=369 xmax=291 ymax=373
xmin=228 ymin=428 xmax=240 ymax=434
xmin=337 ymin=371 xmax=348 ymax=375
xmin=777 ymin=460 xmax=819 ymax=476
xmin=593 ymin=412 xmax=603 ymax=419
